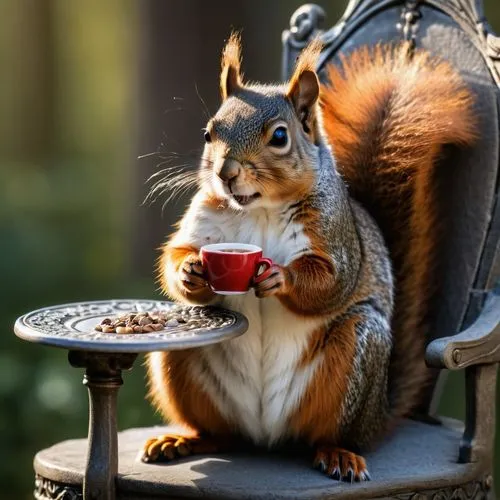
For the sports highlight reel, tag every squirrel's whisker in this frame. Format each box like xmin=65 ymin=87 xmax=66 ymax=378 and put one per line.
xmin=194 ymin=83 xmax=212 ymax=121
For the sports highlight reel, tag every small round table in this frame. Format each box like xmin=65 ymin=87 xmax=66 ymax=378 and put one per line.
xmin=14 ymin=299 xmax=248 ymax=500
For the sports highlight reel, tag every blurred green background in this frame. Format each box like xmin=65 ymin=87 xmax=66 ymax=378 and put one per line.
xmin=1 ymin=1 xmax=499 ymax=498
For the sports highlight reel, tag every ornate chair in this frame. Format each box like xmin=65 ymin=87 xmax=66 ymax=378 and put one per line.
xmin=32 ymin=1 xmax=500 ymax=498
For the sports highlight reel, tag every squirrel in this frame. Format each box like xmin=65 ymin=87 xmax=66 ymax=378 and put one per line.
xmin=141 ymin=33 xmax=475 ymax=482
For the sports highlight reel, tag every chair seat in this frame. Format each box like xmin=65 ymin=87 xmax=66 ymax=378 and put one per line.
xmin=34 ymin=418 xmax=485 ymax=499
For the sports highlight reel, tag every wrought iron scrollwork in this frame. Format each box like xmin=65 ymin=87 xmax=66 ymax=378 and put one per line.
xmin=289 ymin=4 xmax=326 ymax=44
xmin=389 ymin=474 xmax=493 ymax=499
xmin=397 ymin=0 xmax=422 ymax=48
xmin=34 ymin=476 xmax=82 ymax=500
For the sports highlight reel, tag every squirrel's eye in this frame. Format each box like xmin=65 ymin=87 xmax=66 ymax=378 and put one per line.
xmin=269 ymin=126 xmax=288 ymax=148
xmin=204 ymin=131 xmax=212 ymax=143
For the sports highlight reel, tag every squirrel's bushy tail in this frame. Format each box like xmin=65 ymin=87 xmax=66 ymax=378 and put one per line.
xmin=321 ymin=43 xmax=476 ymax=419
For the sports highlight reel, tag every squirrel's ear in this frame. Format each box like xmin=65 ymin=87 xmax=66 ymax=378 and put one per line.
xmin=287 ymin=70 xmax=320 ymax=125
xmin=220 ymin=32 xmax=243 ymax=100
xmin=286 ymin=39 xmax=322 ymax=132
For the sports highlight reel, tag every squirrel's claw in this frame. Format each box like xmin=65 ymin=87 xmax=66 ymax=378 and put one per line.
xmin=313 ymin=446 xmax=370 ymax=483
xmin=344 ymin=468 xmax=354 ymax=483
xmin=331 ymin=467 xmax=341 ymax=481
xmin=360 ymin=470 xmax=371 ymax=481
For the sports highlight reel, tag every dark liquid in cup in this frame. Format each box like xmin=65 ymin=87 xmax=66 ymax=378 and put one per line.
xmin=220 ymin=249 xmax=252 ymax=253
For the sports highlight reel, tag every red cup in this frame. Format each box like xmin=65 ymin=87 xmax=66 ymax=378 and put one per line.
xmin=200 ymin=243 xmax=273 ymax=295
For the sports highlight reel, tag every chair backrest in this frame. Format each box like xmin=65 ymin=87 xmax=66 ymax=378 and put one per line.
xmin=282 ymin=0 xmax=500 ymax=412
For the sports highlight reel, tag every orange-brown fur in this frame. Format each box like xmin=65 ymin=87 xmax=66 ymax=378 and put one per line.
xmin=274 ymin=206 xmax=348 ymax=316
xmin=147 ymin=350 xmax=231 ymax=435
xmin=286 ymin=38 xmax=323 ymax=92
xmin=278 ymin=253 xmax=339 ymax=316
xmin=220 ymin=32 xmax=243 ymax=100
xmin=289 ymin=317 xmax=358 ymax=443
xmin=272 ymin=197 xmax=361 ymax=317
xmin=246 ymin=147 xmax=316 ymax=204
xmin=203 ymin=193 xmax=228 ymax=210
xmin=321 ymin=43 xmax=476 ymax=417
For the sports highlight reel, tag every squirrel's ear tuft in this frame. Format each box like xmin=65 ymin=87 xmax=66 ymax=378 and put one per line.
xmin=220 ymin=32 xmax=243 ymax=100
xmin=287 ymin=38 xmax=322 ymax=131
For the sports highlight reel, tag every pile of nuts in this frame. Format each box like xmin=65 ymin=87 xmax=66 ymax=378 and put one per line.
xmin=95 ymin=311 xmax=180 ymax=334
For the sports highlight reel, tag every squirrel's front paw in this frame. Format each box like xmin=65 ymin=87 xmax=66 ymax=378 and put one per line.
xmin=179 ymin=257 xmax=208 ymax=294
xmin=253 ymin=265 xmax=286 ymax=298
xmin=139 ymin=434 xmax=231 ymax=463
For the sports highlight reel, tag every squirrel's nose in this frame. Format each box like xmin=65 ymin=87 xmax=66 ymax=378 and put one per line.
xmin=217 ymin=158 xmax=241 ymax=183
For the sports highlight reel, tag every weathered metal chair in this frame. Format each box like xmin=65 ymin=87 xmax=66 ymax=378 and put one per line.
xmin=30 ymin=0 xmax=500 ymax=498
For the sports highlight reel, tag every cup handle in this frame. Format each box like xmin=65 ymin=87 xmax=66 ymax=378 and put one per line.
xmin=253 ymin=258 xmax=274 ymax=284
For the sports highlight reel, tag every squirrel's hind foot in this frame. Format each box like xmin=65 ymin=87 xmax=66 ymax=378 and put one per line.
xmin=139 ymin=433 xmax=231 ymax=464
xmin=313 ymin=445 xmax=370 ymax=482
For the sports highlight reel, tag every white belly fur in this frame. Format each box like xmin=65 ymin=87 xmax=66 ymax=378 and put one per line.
xmin=180 ymin=205 xmax=326 ymax=446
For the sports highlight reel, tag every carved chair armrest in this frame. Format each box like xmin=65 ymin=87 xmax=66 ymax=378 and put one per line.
xmin=426 ymin=290 xmax=500 ymax=370
xmin=425 ymin=290 xmax=500 ymax=464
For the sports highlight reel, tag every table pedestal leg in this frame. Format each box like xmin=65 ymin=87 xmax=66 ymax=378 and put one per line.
xmin=68 ymin=352 xmax=137 ymax=500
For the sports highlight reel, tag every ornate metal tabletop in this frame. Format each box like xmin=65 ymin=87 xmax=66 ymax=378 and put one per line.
xmin=14 ymin=299 xmax=248 ymax=352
